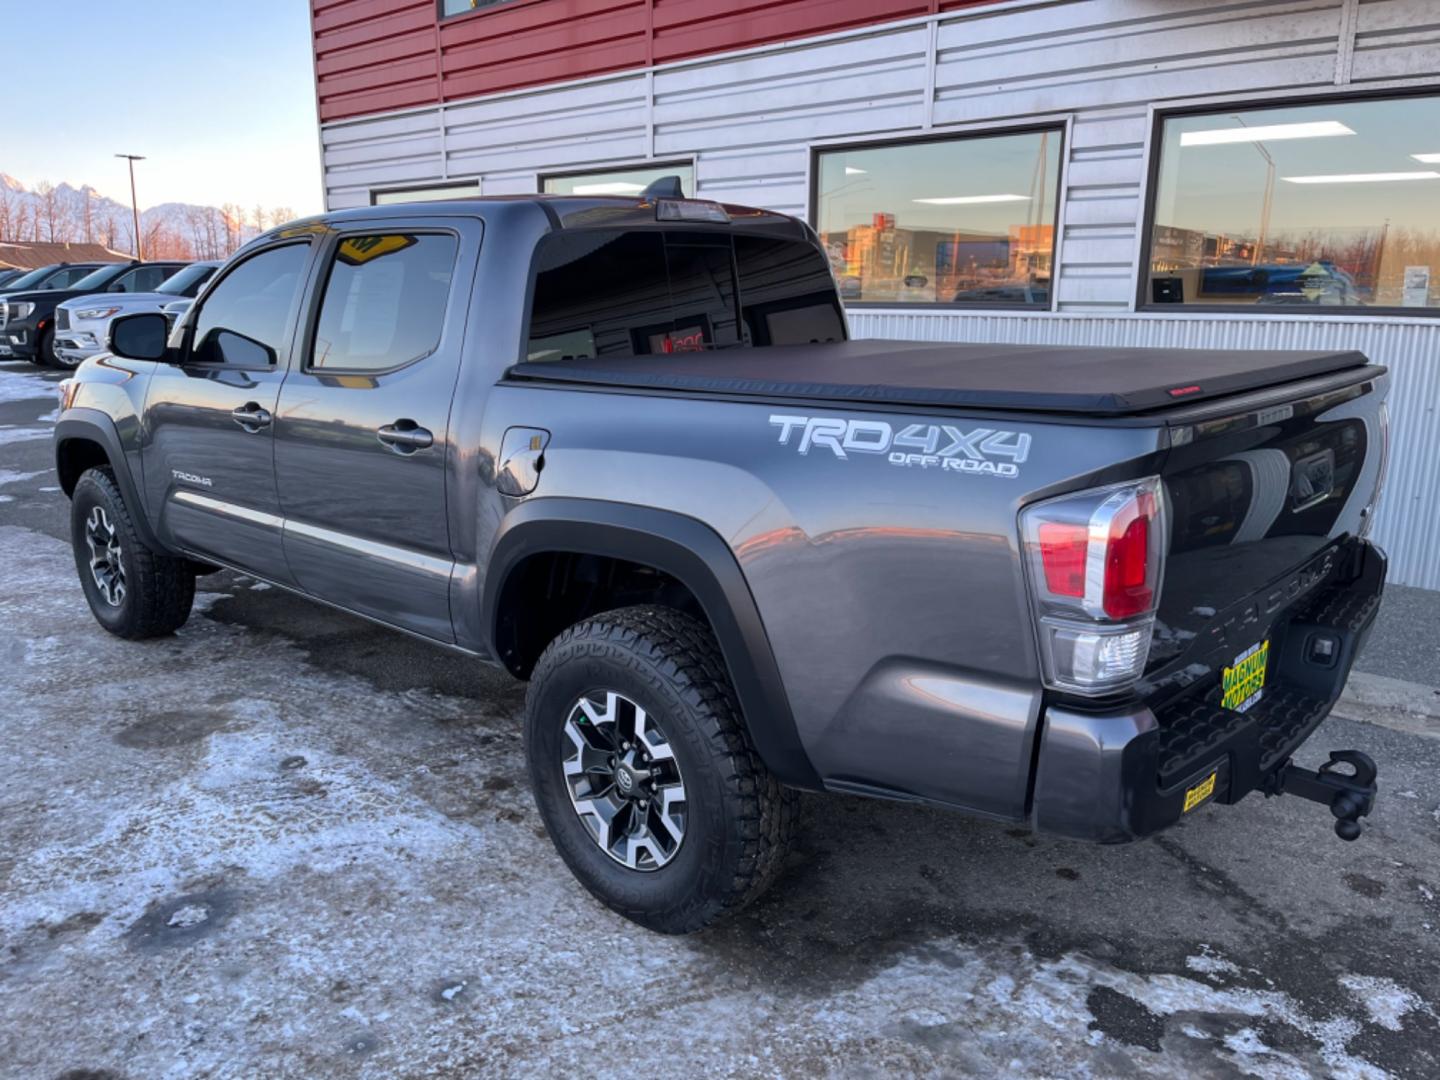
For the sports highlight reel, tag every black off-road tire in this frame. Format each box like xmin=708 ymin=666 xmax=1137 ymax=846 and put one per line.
xmin=70 ymin=467 xmax=196 ymax=639
xmin=525 ymin=605 xmax=798 ymax=934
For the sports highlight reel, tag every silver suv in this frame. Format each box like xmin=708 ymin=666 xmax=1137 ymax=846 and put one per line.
xmin=53 ymin=261 xmax=219 ymax=368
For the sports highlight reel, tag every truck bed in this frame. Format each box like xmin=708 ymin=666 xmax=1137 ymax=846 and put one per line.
xmin=507 ymin=340 xmax=1369 ymax=417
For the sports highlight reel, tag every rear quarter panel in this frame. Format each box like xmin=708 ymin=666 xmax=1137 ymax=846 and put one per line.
xmin=474 ymin=384 xmax=1167 ymax=818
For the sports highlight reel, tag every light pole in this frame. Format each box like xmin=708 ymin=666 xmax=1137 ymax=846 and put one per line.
xmin=1230 ymin=117 xmax=1273 ymax=267
xmin=115 ymin=154 xmax=145 ymax=259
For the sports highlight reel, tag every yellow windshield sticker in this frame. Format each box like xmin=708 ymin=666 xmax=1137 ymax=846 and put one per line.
xmin=1221 ymin=640 xmax=1269 ymax=713
xmin=337 ymin=234 xmax=417 ymax=266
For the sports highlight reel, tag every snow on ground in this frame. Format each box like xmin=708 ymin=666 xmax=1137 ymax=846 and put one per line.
xmin=0 ymin=366 xmax=57 ymax=403
xmin=3 ymin=524 xmax=1437 ymax=1078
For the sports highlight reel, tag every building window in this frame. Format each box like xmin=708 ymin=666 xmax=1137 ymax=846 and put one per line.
xmin=814 ymin=130 xmax=1061 ymax=308
xmin=372 ymin=182 xmax=480 ymax=206
xmin=440 ymin=0 xmax=513 ymax=17
xmin=1146 ymin=94 xmax=1440 ymax=312
xmin=542 ymin=163 xmax=695 ymax=198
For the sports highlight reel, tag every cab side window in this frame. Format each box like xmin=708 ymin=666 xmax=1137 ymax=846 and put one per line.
xmin=310 ymin=233 xmax=458 ymax=372
xmin=191 ymin=245 xmax=310 ymax=367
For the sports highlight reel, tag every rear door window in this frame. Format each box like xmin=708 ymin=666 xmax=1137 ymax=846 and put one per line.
xmin=310 ymin=232 xmax=459 ymax=372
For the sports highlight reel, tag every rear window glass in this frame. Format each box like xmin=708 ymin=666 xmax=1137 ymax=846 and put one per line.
xmin=525 ymin=229 xmax=844 ymax=362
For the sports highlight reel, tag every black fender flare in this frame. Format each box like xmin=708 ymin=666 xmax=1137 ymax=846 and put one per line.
xmin=54 ymin=410 xmax=166 ymax=552
xmin=482 ymin=497 xmax=821 ymax=791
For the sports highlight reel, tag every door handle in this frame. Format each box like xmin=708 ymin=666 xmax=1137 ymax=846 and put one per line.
xmin=230 ymin=403 xmax=272 ymax=432
xmin=377 ymin=420 xmax=434 ymax=454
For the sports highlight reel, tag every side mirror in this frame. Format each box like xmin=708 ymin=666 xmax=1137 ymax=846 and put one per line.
xmin=109 ymin=312 xmax=172 ymax=362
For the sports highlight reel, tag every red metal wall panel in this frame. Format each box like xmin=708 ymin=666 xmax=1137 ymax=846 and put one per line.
xmin=439 ymin=0 xmax=650 ymax=102
xmin=313 ymin=0 xmax=440 ymax=123
xmin=650 ymin=0 xmax=930 ymax=64
xmin=312 ymin=0 xmax=1003 ymax=123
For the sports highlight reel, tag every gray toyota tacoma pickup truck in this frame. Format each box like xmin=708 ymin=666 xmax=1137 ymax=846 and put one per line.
xmin=54 ymin=184 xmax=1390 ymax=933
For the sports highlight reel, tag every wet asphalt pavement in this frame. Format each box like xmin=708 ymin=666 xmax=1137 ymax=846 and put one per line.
xmin=1 ymin=360 xmax=1438 ymax=1079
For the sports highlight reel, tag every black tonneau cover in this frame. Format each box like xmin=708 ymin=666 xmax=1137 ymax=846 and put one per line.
xmin=507 ymin=340 xmax=1370 ymax=416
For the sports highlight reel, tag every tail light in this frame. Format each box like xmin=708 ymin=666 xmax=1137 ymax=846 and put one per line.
xmin=1020 ymin=477 xmax=1167 ymax=695
xmin=1359 ymin=400 xmax=1389 ymax=539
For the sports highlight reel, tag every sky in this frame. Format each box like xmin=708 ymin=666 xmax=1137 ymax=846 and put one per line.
xmin=1 ymin=0 xmax=322 ymax=215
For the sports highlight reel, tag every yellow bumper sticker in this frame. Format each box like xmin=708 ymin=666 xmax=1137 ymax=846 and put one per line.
xmin=1221 ymin=639 xmax=1269 ymax=713
xmin=1183 ymin=771 xmax=1217 ymax=813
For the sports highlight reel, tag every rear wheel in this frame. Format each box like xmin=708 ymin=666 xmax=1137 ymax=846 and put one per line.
xmin=525 ymin=606 xmax=797 ymax=933
xmin=70 ymin=468 xmax=196 ymax=639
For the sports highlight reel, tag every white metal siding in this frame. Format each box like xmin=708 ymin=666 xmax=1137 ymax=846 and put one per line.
xmin=319 ymin=0 xmax=1440 ymax=589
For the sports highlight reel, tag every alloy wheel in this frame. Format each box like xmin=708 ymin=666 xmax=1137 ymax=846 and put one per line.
xmin=85 ymin=505 xmax=126 ymax=607
xmin=561 ymin=690 xmax=687 ymax=871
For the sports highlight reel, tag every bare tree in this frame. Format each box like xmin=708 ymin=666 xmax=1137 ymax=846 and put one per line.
xmin=270 ymin=206 xmax=296 ymax=229
xmin=98 ymin=212 xmax=119 ymax=251
xmin=79 ymin=192 xmax=95 ymax=244
xmin=14 ymin=200 xmax=34 ymax=244
xmin=221 ymin=203 xmax=246 ymax=254
xmin=35 ymin=181 xmax=59 ymax=242
xmin=0 ymin=185 xmax=12 ymax=242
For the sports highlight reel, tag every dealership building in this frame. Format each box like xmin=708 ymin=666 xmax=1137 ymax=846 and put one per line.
xmin=310 ymin=0 xmax=1440 ymax=589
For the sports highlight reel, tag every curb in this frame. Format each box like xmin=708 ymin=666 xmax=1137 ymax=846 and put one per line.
xmin=1333 ymin=670 xmax=1440 ymax=738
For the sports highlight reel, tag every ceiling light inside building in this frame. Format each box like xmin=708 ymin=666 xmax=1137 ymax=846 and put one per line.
xmin=1411 ymin=153 xmax=1440 ymax=163
xmin=1282 ymin=171 xmax=1440 ymax=184
xmin=912 ymin=194 xmax=1031 ymax=205
xmin=845 ymin=166 xmax=867 ymax=175
xmin=1180 ymin=120 xmax=1355 ymax=146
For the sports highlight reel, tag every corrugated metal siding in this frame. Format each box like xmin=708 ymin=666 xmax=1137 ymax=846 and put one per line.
xmin=848 ymin=310 xmax=1440 ymax=590
xmin=317 ymin=0 xmax=1440 ymax=588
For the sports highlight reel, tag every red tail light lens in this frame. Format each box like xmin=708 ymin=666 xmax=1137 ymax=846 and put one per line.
xmin=1038 ymin=522 xmax=1088 ymax=598
xmin=1102 ymin=490 xmax=1156 ymax=618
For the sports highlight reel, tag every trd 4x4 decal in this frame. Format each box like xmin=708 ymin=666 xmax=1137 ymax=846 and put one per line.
xmin=769 ymin=414 xmax=1031 ymax=478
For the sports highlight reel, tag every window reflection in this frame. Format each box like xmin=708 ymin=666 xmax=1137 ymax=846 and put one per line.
xmin=543 ymin=164 xmax=694 ymax=198
xmin=1148 ymin=95 xmax=1440 ymax=310
xmin=815 ymin=130 xmax=1061 ymax=307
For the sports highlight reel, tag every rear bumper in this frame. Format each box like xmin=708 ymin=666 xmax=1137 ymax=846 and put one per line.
xmin=1031 ymin=539 xmax=1385 ymax=842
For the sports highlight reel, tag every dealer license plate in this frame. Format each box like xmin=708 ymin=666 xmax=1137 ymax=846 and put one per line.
xmin=1221 ymin=640 xmax=1269 ymax=713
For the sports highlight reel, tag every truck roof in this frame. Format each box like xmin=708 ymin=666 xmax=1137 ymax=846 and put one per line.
xmin=508 ymin=340 xmax=1374 ymax=416
xmin=265 ymin=194 xmax=808 ymax=240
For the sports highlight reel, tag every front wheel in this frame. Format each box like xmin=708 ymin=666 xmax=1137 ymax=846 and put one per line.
xmin=34 ymin=326 xmax=60 ymax=368
xmin=70 ymin=468 xmax=196 ymax=639
xmin=525 ymin=606 xmax=797 ymax=933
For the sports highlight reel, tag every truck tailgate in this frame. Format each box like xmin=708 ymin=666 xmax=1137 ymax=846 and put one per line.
xmin=508 ymin=340 xmax=1368 ymax=416
xmin=1140 ymin=366 xmax=1388 ymax=791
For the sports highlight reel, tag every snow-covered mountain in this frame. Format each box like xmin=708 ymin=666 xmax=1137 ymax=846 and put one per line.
xmin=0 ymin=174 xmax=293 ymax=260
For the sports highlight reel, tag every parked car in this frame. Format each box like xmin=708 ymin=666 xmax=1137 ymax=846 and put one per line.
xmin=161 ymin=298 xmax=193 ymax=331
xmin=57 ymin=188 xmax=1390 ymax=933
xmin=3 ymin=260 xmax=185 ymax=367
xmin=0 ymin=262 xmax=119 ymax=359
xmin=0 ymin=268 xmax=27 ymax=289
xmin=54 ymin=261 xmax=220 ymax=369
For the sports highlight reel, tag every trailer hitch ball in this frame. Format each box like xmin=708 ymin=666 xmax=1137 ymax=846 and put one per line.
xmin=1270 ymin=749 xmax=1378 ymax=842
